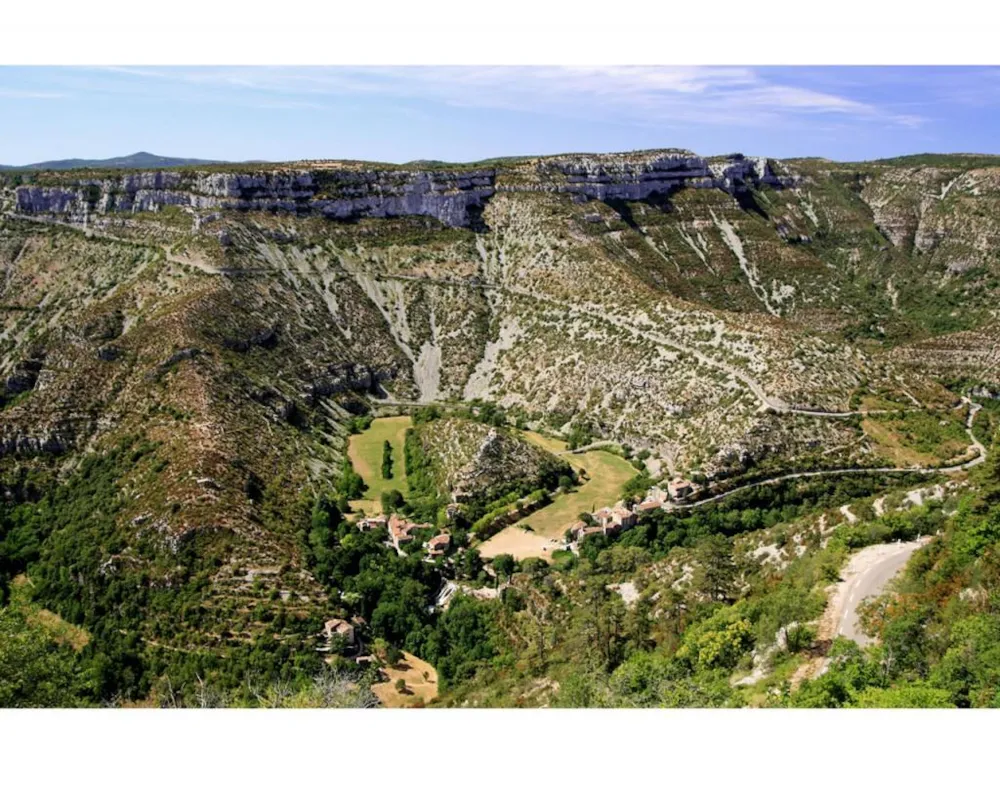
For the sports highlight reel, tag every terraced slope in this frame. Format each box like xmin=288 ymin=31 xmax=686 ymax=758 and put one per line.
xmin=1 ymin=147 xmax=998 ymax=679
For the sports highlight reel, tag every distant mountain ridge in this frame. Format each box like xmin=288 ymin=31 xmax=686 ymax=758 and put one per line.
xmin=0 ymin=151 xmax=228 ymax=171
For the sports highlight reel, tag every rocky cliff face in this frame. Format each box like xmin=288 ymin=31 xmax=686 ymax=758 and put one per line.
xmin=531 ymin=151 xmax=792 ymax=201
xmin=7 ymin=151 xmax=794 ymax=229
xmin=13 ymin=168 xmax=497 ymax=228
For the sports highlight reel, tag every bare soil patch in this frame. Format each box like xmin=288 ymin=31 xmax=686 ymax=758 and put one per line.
xmin=478 ymin=525 xmax=563 ymax=562
xmin=372 ymin=651 xmax=439 ymax=708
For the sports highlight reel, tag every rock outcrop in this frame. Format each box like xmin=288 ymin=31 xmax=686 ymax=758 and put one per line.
xmin=7 ymin=151 xmax=794 ymax=230
xmin=13 ymin=168 xmax=497 ymax=228
xmin=534 ymin=151 xmax=792 ymax=202
xmin=305 ymin=362 xmax=398 ymax=403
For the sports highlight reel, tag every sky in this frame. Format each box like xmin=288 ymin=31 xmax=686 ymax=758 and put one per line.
xmin=2 ymin=66 xmax=999 ymax=165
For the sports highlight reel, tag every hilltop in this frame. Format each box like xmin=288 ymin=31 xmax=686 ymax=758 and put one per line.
xmin=408 ymin=415 xmax=572 ymax=504
xmin=0 ymin=151 xmax=230 ymax=171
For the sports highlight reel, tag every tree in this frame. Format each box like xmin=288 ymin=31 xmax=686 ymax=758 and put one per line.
xmin=381 ymin=440 xmax=393 ymax=480
xmin=0 ymin=606 xmax=89 ymax=707
xmin=852 ymin=685 xmax=954 ymax=708
xmin=381 ymin=489 xmax=404 ymax=512
xmin=692 ymin=535 xmax=737 ymax=603
xmin=394 ymin=677 xmax=408 ymax=694
xmin=338 ymin=461 xmax=367 ymax=500
xmin=423 ymin=595 xmax=498 ymax=688
xmin=457 ymin=548 xmax=483 ymax=581
xmin=492 ymin=554 xmax=516 ymax=584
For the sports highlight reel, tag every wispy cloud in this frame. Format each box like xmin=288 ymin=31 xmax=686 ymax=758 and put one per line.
xmin=0 ymin=87 xmax=65 ymax=99
xmin=78 ymin=65 xmax=926 ymax=129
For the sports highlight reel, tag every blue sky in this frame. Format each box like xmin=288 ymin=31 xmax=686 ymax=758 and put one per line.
xmin=1 ymin=66 xmax=999 ymax=165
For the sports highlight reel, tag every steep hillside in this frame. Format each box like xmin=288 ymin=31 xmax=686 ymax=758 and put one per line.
xmin=410 ymin=416 xmax=570 ymax=503
xmin=1 ymin=146 xmax=998 ymax=706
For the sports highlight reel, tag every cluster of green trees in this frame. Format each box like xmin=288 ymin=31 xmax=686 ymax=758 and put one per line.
xmin=381 ymin=440 xmax=393 ymax=480
xmin=337 ymin=460 xmax=367 ymax=501
xmin=0 ymin=439 xmax=332 ymax=707
xmin=0 ymin=604 xmax=95 ymax=707
xmin=344 ymin=415 xmax=373 ymax=435
xmin=582 ymin=472 xmax=927 ymax=562
xmin=402 ymin=427 xmax=443 ymax=523
xmin=300 ymin=493 xmax=500 ymax=689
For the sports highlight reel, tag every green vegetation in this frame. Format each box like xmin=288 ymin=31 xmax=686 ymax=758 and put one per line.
xmin=863 ymin=409 xmax=971 ymax=466
xmin=513 ymin=447 xmax=638 ymax=541
xmin=381 ymin=440 xmax=394 ymax=480
xmin=790 ymin=456 xmax=1000 ymax=708
xmin=0 ymin=440 xmax=329 ymax=706
xmin=0 ymin=604 xmax=92 ymax=707
xmin=347 ymin=416 xmax=412 ymax=510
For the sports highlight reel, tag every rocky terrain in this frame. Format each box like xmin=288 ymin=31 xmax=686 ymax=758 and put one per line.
xmin=411 ymin=417 xmax=570 ymax=503
xmin=1 ymin=147 xmax=998 ymax=680
xmin=4 ymin=150 xmax=789 ymax=229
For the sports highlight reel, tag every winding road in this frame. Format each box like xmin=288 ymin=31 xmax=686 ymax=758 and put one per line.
xmin=671 ymin=398 xmax=986 ymax=511
xmin=5 ymin=213 xmax=976 ymax=424
xmin=832 ymin=539 xmax=930 ymax=646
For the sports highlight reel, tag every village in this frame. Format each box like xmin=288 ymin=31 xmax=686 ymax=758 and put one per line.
xmin=337 ymin=414 xmax=703 ymax=704
xmin=319 ymin=476 xmax=697 ymax=706
xmin=354 ymin=476 xmax=697 ymax=562
xmin=566 ymin=479 xmax=696 ymax=545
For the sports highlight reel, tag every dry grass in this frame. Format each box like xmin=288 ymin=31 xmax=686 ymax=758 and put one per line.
xmin=348 ymin=498 xmax=382 ymax=516
xmin=522 ymin=430 xmax=569 ymax=454
xmin=10 ymin=575 xmax=91 ymax=652
xmin=862 ymin=411 xmax=969 ymax=467
xmin=372 ymin=650 xmax=439 ymax=708
xmin=517 ymin=449 xmax=638 ymax=542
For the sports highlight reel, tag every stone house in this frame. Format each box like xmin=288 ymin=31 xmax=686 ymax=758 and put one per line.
xmin=668 ymin=478 xmax=696 ymax=501
xmin=322 ymin=618 xmax=356 ymax=652
xmin=357 ymin=514 xmax=387 ymax=532
xmin=426 ymin=533 xmax=451 ymax=557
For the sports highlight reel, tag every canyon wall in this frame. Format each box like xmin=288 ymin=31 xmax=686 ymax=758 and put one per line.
xmin=7 ymin=151 xmax=794 ymax=229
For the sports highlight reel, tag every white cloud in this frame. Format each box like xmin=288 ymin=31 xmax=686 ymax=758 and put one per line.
xmin=74 ymin=65 xmax=927 ymax=129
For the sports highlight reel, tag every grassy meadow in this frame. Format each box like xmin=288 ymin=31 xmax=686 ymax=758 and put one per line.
xmin=347 ymin=415 xmax=413 ymax=512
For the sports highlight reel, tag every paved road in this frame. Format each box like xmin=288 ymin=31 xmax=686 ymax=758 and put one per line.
xmin=833 ymin=539 xmax=930 ymax=646
xmin=672 ymin=398 xmax=985 ymax=510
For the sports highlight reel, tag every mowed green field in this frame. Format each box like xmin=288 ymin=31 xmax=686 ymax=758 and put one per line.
xmin=517 ymin=432 xmax=638 ymax=540
xmin=348 ymin=416 xmax=412 ymax=512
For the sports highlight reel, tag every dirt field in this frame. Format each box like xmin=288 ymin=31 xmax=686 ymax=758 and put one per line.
xmin=478 ymin=525 xmax=564 ymax=562
xmin=372 ymin=651 xmax=439 ymax=708
xmin=347 ymin=415 xmax=412 ymax=513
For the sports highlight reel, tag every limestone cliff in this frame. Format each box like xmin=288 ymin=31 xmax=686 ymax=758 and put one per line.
xmin=6 ymin=151 xmax=794 ymax=229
